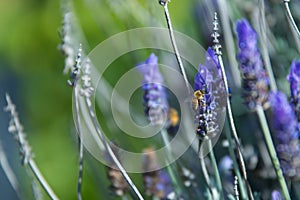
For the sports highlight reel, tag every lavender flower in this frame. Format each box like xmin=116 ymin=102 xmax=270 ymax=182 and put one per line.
xmin=139 ymin=53 xmax=168 ymax=125
xmin=104 ymin=148 xmax=129 ymax=197
xmin=236 ymin=19 xmax=269 ymax=110
xmin=272 ymin=190 xmax=283 ymax=200
xmin=269 ymin=92 xmax=300 ymax=179
xmin=287 ymin=60 xmax=300 ymax=120
xmin=142 ymin=147 xmax=174 ymax=199
xmin=193 ymin=48 xmax=219 ymax=138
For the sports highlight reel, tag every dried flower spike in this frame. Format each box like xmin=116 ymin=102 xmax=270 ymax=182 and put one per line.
xmin=67 ymin=44 xmax=82 ymax=87
xmin=139 ymin=53 xmax=168 ymax=126
xmin=287 ymin=60 xmax=300 ymax=120
xmin=79 ymin=58 xmax=94 ymax=98
xmin=211 ymin=12 xmax=222 ymax=56
xmin=236 ymin=19 xmax=269 ymax=110
xmin=269 ymin=92 xmax=300 ymax=180
xmin=4 ymin=94 xmax=59 ymax=200
xmin=4 ymin=94 xmax=32 ymax=165
xmin=59 ymin=12 xmax=76 ymax=74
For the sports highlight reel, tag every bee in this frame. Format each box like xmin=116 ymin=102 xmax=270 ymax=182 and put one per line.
xmin=168 ymin=108 xmax=179 ymax=127
xmin=192 ymin=89 xmax=206 ymax=111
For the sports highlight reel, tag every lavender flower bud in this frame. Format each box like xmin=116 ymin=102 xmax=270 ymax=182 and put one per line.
xmin=139 ymin=53 xmax=168 ymax=126
xmin=193 ymin=48 xmax=219 ymax=138
xmin=269 ymin=92 xmax=300 ymax=179
xmin=142 ymin=147 xmax=174 ymax=199
xmin=287 ymin=60 xmax=300 ymax=120
xmin=236 ymin=19 xmax=269 ymax=110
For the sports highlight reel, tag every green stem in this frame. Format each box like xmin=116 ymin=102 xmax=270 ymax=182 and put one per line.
xmin=208 ymin=140 xmax=224 ymax=199
xmin=256 ymin=105 xmax=291 ymax=200
xmin=199 ymin=138 xmax=215 ymax=199
xmin=160 ymin=129 xmax=183 ymax=197
xmin=224 ymin=121 xmax=248 ymax=199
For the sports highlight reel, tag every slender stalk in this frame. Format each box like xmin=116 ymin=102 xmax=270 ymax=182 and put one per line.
xmin=208 ymin=140 xmax=224 ymax=200
xmin=198 ymin=138 xmax=214 ymax=199
xmin=283 ymin=0 xmax=300 ymax=38
xmin=218 ymin=48 xmax=254 ymax=200
xmin=161 ymin=129 xmax=173 ymax=162
xmin=224 ymin=122 xmax=247 ymax=199
xmin=256 ymin=105 xmax=291 ymax=200
xmin=83 ymin=96 xmax=144 ymax=200
xmin=73 ymin=85 xmax=84 ymax=200
xmin=159 ymin=0 xmax=191 ymax=95
xmin=0 ymin=141 xmax=23 ymax=200
xmin=217 ymin=0 xmax=241 ymax=88
xmin=212 ymin=12 xmax=254 ymax=200
xmin=28 ymin=160 xmax=59 ymax=200
xmin=258 ymin=0 xmax=277 ymax=92
xmin=160 ymin=129 xmax=184 ymax=197
xmin=283 ymin=0 xmax=300 ymax=54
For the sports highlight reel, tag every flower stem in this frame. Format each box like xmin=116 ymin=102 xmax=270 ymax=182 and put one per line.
xmin=283 ymin=0 xmax=300 ymax=38
xmin=224 ymin=121 xmax=248 ymax=200
xmin=208 ymin=139 xmax=224 ymax=199
xmin=282 ymin=0 xmax=300 ymax=54
xmin=83 ymin=96 xmax=144 ymax=200
xmin=258 ymin=0 xmax=277 ymax=92
xmin=160 ymin=1 xmax=191 ymax=95
xmin=217 ymin=0 xmax=241 ymax=88
xmin=73 ymin=86 xmax=84 ymax=200
xmin=198 ymin=138 xmax=214 ymax=199
xmin=28 ymin=160 xmax=59 ymax=200
xmin=256 ymin=105 xmax=291 ymax=200
xmin=218 ymin=55 xmax=254 ymax=200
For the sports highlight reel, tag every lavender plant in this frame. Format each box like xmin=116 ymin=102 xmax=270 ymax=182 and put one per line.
xmin=235 ymin=18 xmax=291 ymax=200
xmin=269 ymin=92 xmax=300 ymax=180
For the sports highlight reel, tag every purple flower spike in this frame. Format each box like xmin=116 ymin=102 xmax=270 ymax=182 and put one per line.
xmin=193 ymin=48 xmax=220 ymax=138
xmin=269 ymin=92 xmax=300 ymax=179
xmin=236 ymin=19 xmax=269 ymax=110
xmin=139 ymin=53 xmax=168 ymax=125
xmin=287 ymin=60 xmax=300 ymax=120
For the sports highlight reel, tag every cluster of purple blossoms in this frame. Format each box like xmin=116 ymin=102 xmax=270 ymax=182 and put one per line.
xmin=269 ymin=92 xmax=300 ymax=179
xmin=287 ymin=60 xmax=300 ymax=121
xmin=236 ymin=19 xmax=269 ymax=110
xmin=193 ymin=48 xmax=220 ymax=138
xmin=139 ymin=53 xmax=169 ymax=126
